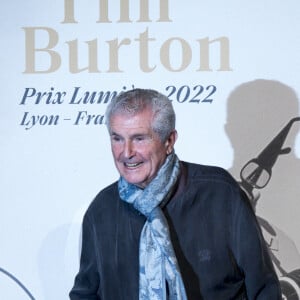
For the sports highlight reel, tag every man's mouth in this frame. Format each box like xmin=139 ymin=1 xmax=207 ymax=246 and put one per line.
xmin=124 ymin=162 xmax=142 ymax=168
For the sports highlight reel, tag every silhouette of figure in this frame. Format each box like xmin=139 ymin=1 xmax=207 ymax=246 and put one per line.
xmin=226 ymin=79 xmax=300 ymax=299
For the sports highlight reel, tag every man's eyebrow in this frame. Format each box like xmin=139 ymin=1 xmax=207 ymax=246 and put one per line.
xmin=132 ymin=133 xmax=153 ymax=139
xmin=110 ymin=131 xmax=120 ymax=136
xmin=110 ymin=132 xmax=151 ymax=139
xmin=132 ymin=133 xmax=147 ymax=137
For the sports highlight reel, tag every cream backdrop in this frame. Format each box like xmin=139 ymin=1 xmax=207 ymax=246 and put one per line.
xmin=1 ymin=1 xmax=300 ymax=299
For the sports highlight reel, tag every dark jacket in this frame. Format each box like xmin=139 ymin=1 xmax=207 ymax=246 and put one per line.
xmin=70 ymin=162 xmax=281 ymax=299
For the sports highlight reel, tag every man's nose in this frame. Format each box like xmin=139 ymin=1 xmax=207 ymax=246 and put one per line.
xmin=123 ymin=140 xmax=135 ymax=158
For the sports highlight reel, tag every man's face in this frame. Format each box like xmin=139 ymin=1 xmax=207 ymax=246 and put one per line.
xmin=109 ymin=108 xmax=176 ymax=188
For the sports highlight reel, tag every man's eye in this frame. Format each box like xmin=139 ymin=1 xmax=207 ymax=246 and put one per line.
xmin=111 ymin=136 xmax=121 ymax=142
xmin=135 ymin=136 xmax=145 ymax=142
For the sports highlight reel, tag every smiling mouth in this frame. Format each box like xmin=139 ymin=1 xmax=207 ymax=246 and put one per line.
xmin=124 ymin=162 xmax=142 ymax=168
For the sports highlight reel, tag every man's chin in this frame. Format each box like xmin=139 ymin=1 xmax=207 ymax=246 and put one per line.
xmin=126 ymin=178 xmax=143 ymax=186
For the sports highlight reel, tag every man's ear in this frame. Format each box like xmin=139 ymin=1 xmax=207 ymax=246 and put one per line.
xmin=165 ymin=130 xmax=178 ymax=155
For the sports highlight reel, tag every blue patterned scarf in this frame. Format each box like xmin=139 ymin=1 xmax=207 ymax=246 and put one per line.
xmin=118 ymin=153 xmax=187 ymax=300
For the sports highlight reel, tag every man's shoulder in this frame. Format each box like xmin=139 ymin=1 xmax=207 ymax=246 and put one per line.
xmin=86 ymin=181 xmax=119 ymax=214
xmin=181 ymin=161 xmax=246 ymax=208
xmin=98 ymin=181 xmax=119 ymax=196
xmin=182 ymin=161 xmax=238 ymax=188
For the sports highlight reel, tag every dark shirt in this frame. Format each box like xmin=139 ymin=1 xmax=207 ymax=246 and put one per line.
xmin=70 ymin=162 xmax=281 ymax=299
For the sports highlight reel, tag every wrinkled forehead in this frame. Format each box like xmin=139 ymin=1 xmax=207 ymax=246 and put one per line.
xmin=108 ymin=109 xmax=157 ymax=138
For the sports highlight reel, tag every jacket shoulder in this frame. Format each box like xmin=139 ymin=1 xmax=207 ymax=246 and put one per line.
xmin=85 ymin=181 xmax=119 ymax=216
xmin=182 ymin=161 xmax=239 ymax=189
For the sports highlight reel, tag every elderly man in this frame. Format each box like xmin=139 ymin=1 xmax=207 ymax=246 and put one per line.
xmin=70 ymin=89 xmax=281 ymax=299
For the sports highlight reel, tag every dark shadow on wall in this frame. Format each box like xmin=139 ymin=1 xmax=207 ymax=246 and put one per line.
xmin=225 ymin=79 xmax=300 ymax=299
